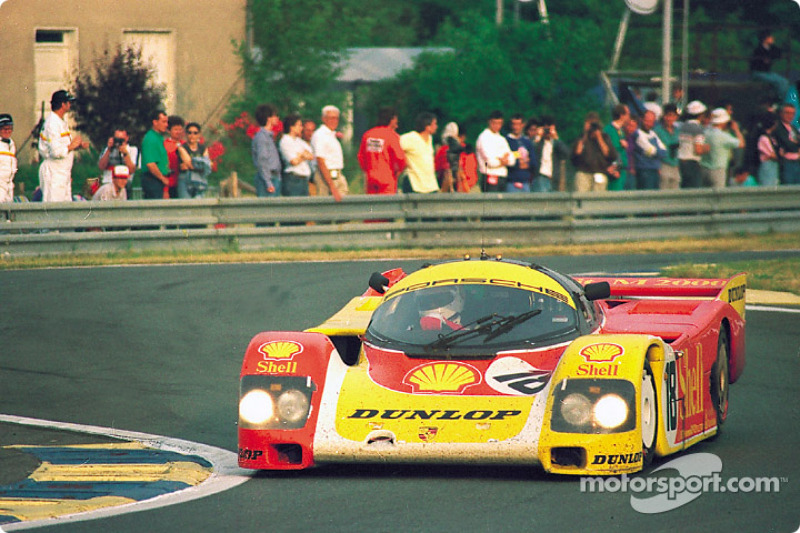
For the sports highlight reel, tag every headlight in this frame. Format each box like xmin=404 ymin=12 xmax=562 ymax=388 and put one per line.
xmin=561 ymin=393 xmax=592 ymax=426
xmin=550 ymin=379 xmax=636 ymax=434
xmin=239 ymin=389 xmax=274 ymax=425
xmin=593 ymin=394 xmax=629 ymax=429
xmin=277 ymin=389 xmax=310 ymax=423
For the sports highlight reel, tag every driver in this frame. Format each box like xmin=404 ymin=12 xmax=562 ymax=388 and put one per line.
xmin=417 ymin=285 xmax=465 ymax=330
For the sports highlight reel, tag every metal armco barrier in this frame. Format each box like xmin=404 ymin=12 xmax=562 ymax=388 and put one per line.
xmin=1 ymin=187 xmax=800 ymax=256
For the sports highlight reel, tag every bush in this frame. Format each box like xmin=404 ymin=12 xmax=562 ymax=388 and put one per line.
xmin=71 ymin=46 xmax=165 ymax=147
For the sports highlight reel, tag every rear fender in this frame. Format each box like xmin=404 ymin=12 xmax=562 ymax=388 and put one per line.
xmin=238 ymin=331 xmax=338 ymax=470
xmin=539 ymin=335 xmax=665 ymax=475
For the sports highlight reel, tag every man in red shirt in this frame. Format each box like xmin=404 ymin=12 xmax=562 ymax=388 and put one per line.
xmin=358 ymin=107 xmax=406 ymax=194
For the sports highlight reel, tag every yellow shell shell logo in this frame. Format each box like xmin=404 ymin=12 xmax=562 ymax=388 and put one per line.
xmin=403 ymin=362 xmax=480 ymax=393
xmin=258 ymin=341 xmax=304 ymax=361
xmin=580 ymin=343 xmax=624 ymax=363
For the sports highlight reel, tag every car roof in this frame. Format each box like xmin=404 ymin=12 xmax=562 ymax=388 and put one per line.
xmin=384 ymin=258 xmax=578 ymax=309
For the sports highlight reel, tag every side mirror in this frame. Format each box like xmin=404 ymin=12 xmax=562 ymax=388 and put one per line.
xmin=584 ymin=281 xmax=611 ymax=301
xmin=368 ymin=272 xmax=390 ymax=295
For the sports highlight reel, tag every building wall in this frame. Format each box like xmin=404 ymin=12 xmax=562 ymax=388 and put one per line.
xmin=0 ymin=0 xmax=246 ymax=154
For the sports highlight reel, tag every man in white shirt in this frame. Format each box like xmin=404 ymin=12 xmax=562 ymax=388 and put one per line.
xmin=0 ymin=114 xmax=17 ymax=203
xmin=279 ymin=113 xmax=314 ymax=197
xmin=310 ymin=105 xmax=347 ymax=202
xmin=476 ymin=110 xmax=515 ymax=192
xmin=399 ymin=112 xmax=439 ymax=194
xmin=38 ymin=90 xmax=89 ymax=202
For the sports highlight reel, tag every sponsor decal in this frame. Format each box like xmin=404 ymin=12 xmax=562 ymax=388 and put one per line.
xmin=238 ymin=448 xmax=264 ymax=461
xmin=418 ymin=426 xmax=439 ymax=442
xmin=486 ymin=357 xmax=551 ymax=396
xmin=347 ymin=409 xmax=522 ymax=421
xmin=257 ymin=360 xmax=298 ymax=374
xmin=679 ymin=344 xmax=704 ymax=421
xmin=403 ymin=362 xmax=481 ymax=393
xmin=727 ymin=284 xmax=745 ymax=303
xmin=258 ymin=340 xmax=303 ymax=361
xmin=591 ymin=452 xmax=642 ymax=465
xmin=580 ymin=343 xmax=624 ymax=363
xmin=576 ymin=363 xmax=620 ymax=377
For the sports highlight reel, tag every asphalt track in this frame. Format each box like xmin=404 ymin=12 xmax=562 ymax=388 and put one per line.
xmin=1 ymin=251 xmax=799 ymax=532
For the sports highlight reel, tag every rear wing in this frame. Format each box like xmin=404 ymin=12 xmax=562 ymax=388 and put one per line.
xmin=574 ymin=274 xmax=747 ymax=319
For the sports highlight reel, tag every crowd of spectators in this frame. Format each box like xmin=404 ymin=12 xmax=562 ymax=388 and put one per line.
xmin=3 ymin=41 xmax=799 ymax=205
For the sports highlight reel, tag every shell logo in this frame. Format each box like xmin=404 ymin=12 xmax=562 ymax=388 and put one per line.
xmin=258 ymin=340 xmax=304 ymax=361
xmin=403 ymin=362 xmax=481 ymax=394
xmin=580 ymin=343 xmax=624 ymax=363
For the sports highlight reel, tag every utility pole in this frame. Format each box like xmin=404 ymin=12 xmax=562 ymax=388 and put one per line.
xmin=662 ymin=0 xmax=673 ymax=105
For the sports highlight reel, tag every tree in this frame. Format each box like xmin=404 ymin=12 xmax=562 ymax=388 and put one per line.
xmin=71 ymin=46 xmax=165 ymax=147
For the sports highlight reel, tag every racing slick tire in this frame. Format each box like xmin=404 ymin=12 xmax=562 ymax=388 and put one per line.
xmin=641 ymin=360 xmax=658 ymax=469
xmin=710 ymin=327 xmax=730 ymax=432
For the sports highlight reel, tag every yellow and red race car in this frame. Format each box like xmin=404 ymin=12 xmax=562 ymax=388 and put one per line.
xmin=238 ymin=256 xmax=746 ymax=475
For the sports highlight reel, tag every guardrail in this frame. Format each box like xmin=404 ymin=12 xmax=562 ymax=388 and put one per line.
xmin=2 ymin=187 xmax=800 ymax=256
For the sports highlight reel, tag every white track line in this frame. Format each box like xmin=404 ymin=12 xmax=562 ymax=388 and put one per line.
xmin=747 ymin=305 xmax=800 ymax=314
xmin=0 ymin=414 xmax=254 ymax=531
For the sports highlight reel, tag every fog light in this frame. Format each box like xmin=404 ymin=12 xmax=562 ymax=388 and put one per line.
xmin=277 ymin=389 xmax=310 ymax=423
xmin=239 ymin=389 xmax=274 ymax=425
xmin=594 ymin=394 xmax=628 ymax=429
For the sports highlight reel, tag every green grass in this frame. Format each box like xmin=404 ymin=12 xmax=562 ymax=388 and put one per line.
xmin=663 ymin=258 xmax=800 ymax=295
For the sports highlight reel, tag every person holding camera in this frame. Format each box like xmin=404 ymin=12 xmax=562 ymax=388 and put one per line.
xmin=98 ymin=129 xmax=138 ymax=200
xmin=571 ymin=112 xmax=618 ymax=192
xmin=533 ymin=115 xmax=570 ymax=193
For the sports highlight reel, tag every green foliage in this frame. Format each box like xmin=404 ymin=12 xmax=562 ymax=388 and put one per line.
xmin=71 ymin=46 xmax=165 ymax=147
xmin=360 ymin=11 xmax=610 ymax=142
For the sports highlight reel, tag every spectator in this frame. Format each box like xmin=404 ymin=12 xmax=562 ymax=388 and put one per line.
xmin=525 ymin=117 xmax=540 ymax=143
xmin=0 ymin=114 xmax=17 ymax=203
xmin=164 ymin=115 xmax=185 ymax=198
xmin=434 ymin=122 xmax=462 ymax=192
xmin=756 ymin=113 xmax=780 ymax=186
xmin=571 ymin=112 xmax=617 ymax=192
xmin=456 ymin=131 xmax=480 ymax=194
xmin=532 ymin=115 xmax=570 ymax=193
xmin=38 ymin=90 xmax=89 ymax=202
xmin=701 ymin=108 xmax=745 ymax=188
xmin=302 ymin=118 xmax=317 ymax=195
xmin=623 ymin=116 xmax=639 ymax=190
xmin=177 ymin=122 xmax=211 ymax=198
xmin=140 ymin=110 xmax=170 ymax=199
xmin=655 ymin=104 xmax=681 ymax=189
xmin=505 ymin=113 xmax=536 ymax=193
xmin=98 ymin=129 xmax=137 ymax=200
xmin=399 ymin=112 xmax=439 ymax=194
xmin=633 ymin=110 xmax=668 ymax=190
xmin=603 ymin=104 xmax=631 ymax=191
xmin=476 ymin=110 xmax=514 ymax=192
xmin=731 ymin=166 xmax=758 ymax=188
xmin=357 ymin=107 xmax=406 ymax=195
xmin=643 ymin=91 xmax=663 ymax=120
xmin=311 ymin=105 xmax=348 ymax=201
xmin=92 ymin=165 xmax=129 ymax=201
xmin=750 ymin=29 xmax=790 ymax=103
xmin=677 ymin=100 xmax=710 ymax=188
xmin=774 ymin=103 xmax=800 ymax=184
xmin=252 ymin=103 xmax=282 ymax=197
xmin=279 ymin=114 xmax=314 ymax=197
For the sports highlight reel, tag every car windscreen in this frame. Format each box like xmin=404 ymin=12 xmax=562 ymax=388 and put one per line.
xmin=366 ymin=283 xmax=579 ymax=355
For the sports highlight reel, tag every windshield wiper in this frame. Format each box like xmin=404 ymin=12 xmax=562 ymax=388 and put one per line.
xmin=483 ymin=309 xmax=543 ymax=342
xmin=424 ymin=313 xmax=501 ymax=351
xmin=424 ymin=309 xmax=543 ymax=351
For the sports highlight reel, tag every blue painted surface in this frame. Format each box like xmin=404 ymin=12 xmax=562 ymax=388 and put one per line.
xmin=0 ymin=478 xmax=191 ymax=501
xmin=16 ymin=446 xmax=212 ymax=467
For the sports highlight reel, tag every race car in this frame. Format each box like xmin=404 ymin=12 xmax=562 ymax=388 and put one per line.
xmin=238 ymin=255 xmax=746 ymax=475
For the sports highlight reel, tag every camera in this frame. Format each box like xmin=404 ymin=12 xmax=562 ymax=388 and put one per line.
xmin=587 ymin=122 xmax=601 ymax=134
xmin=113 ymin=137 xmax=125 ymax=147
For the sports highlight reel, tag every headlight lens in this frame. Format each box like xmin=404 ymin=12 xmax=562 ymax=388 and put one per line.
xmin=593 ymin=393 xmax=629 ymax=429
xmin=239 ymin=389 xmax=274 ymax=425
xmin=561 ymin=393 xmax=592 ymax=426
xmin=277 ymin=389 xmax=311 ymax=423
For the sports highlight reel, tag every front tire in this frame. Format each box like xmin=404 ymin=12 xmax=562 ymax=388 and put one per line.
xmin=640 ymin=360 xmax=658 ymax=469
